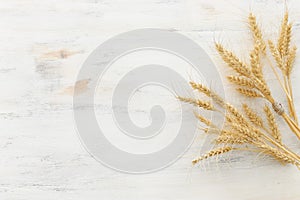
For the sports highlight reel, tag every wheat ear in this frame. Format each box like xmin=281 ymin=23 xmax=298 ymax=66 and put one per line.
xmin=286 ymin=46 xmax=297 ymax=76
xmin=227 ymin=76 xmax=255 ymax=88
xmin=192 ymin=146 xmax=232 ymax=165
xmin=248 ymin=13 xmax=266 ymax=54
xmin=242 ymin=104 xmax=263 ymax=128
xmin=176 ymin=96 xmax=214 ymax=110
xmin=189 ymin=82 xmax=211 ymax=96
xmin=236 ymin=88 xmax=263 ymax=98
xmin=264 ymin=105 xmax=281 ymax=143
xmin=260 ymin=144 xmax=299 ymax=167
xmin=278 ymin=12 xmax=289 ymax=57
xmin=268 ymin=40 xmax=284 ymax=71
xmin=215 ymin=43 xmax=251 ymax=77
xmin=194 ymin=112 xmax=212 ymax=127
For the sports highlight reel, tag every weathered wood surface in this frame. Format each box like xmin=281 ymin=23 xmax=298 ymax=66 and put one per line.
xmin=1 ymin=0 xmax=300 ymax=199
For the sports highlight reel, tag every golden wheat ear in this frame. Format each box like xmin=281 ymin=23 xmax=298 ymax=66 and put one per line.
xmin=242 ymin=104 xmax=263 ymax=128
xmin=215 ymin=43 xmax=252 ymax=77
xmin=176 ymin=96 xmax=215 ymax=111
xmin=264 ymin=105 xmax=281 ymax=143
xmin=193 ymin=112 xmax=212 ymax=127
xmin=236 ymin=88 xmax=263 ymax=98
xmin=192 ymin=146 xmax=232 ymax=165
xmin=227 ymin=76 xmax=255 ymax=88
xmin=248 ymin=13 xmax=266 ymax=54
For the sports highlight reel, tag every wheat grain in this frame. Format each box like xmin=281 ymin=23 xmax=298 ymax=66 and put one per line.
xmin=252 ymin=78 xmax=271 ymax=97
xmin=215 ymin=43 xmax=252 ymax=77
xmin=216 ymin=136 xmax=246 ymax=144
xmin=224 ymin=103 xmax=250 ymax=126
xmin=194 ymin=112 xmax=212 ymax=127
xmin=260 ymin=144 xmax=298 ymax=166
xmin=236 ymin=88 xmax=263 ymax=98
xmin=189 ymin=81 xmax=226 ymax=106
xmin=227 ymin=76 xmax=255 ymax=88
xmin=243 ymin=104 xmax=264 ymax=128
xmin=284 ymin=23 xmax=292 ymax=57
xmin=250 ymin=43 xmax=264 ymax=81
xmin=278 ymin=12 xmax=289 ymax=57
xmin=268 ymin=40 xmax=284 ymax=71
xmin=248 ymin=13 xmax=266 ymax=54
xmin=189 ymin=82 xmax=211 ymax=96
xmin=177 ymin=96 xmax=214 ymax=110
xmin=286 ymin=46 xmax=297 ymax=76
xmin=192 ymin=146 xmax=232 ymax=165
xmin=230 ymin=123 xmax=259 ymax=141
xmin=264 ymin=105 xmax=281 ymax=143
xmin=216 ymin=132 xmax=249 ymax=144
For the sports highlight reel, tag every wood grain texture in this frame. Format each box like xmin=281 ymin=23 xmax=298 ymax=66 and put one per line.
xmin=1 ymin=0 xmax=300 ymax=199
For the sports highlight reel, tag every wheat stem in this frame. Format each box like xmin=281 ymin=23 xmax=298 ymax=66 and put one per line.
xmin=282 ymin=113 xmax=300 ymax=140
xmin=287 ymin=75 xmax=298 ymax=124
xmin=260 ymin=133 xmax=300 ymax=161
xmin=266 ymin=56 xmax=292 ymax=100
xmin=284 ymin=75 xmax=298 ymax=122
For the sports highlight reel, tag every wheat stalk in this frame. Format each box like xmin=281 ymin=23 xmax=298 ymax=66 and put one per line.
xmin=179 ymin=11 xmax=300 ymax=169
xmin=215 ymin=11 xmax=300 ymax=140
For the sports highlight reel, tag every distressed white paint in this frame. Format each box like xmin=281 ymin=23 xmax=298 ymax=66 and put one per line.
xmin=1 ymin=0 xmax=300 ymax=199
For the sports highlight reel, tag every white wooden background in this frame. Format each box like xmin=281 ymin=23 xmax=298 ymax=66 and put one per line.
xmin=1 ymin=0 xmax=300 ymax=199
